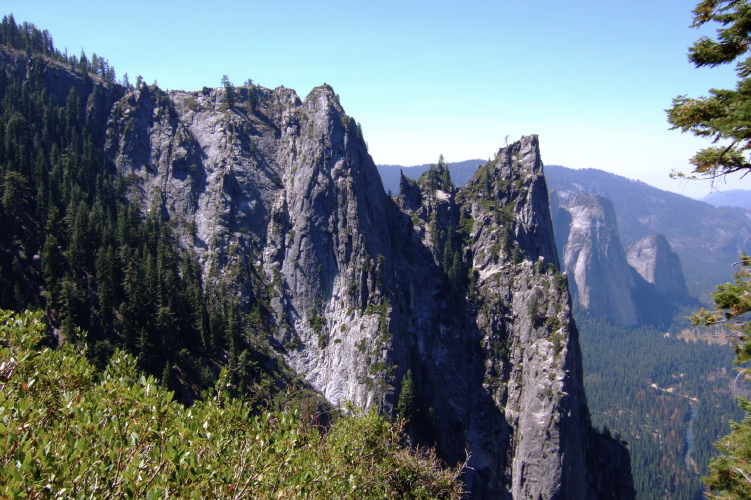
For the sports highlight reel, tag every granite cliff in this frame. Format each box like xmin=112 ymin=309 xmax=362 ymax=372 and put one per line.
xmin=551 ymin=193 xmax=696 ymax=326
xmin=626 ymin=234 xmax=692 ymax=303
xmin=545 ymin=165 xmax=751 ymax=302
xmin=3 ymin=46 xmax=633 ymax=498
xmin=552 ymin=194 xmax=641 ymax=326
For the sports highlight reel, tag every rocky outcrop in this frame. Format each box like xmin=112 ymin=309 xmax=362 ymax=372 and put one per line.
xmin=398 ymin=171 xmax=422 ymax=211
xmin=552 ymin=193 xmax=696 ymax=326
xmin=555 ymin=194 xmax=640 ymax=326
xmin=545 ymin=165 xmax=751 ymax=302
xmin=455 ymin=138 xmax=632 ymax=498
xmin=17 ymin=48 xmax=632 ymax=498
xmin=627 ymin=234 xmax=692 ymax=303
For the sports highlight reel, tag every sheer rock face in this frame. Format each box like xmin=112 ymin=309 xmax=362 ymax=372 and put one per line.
xmin=454 ymin=138 xmax=632 ymax=499
xmin=398 ymin=171 xmax=422 ymax=211
xmin=95 ymin=77 xmax=632 ymax=498
xmin=552 ymin=192 xmax=696 ymax=325
xmin=557 ymin=194 xmax=640 ymax=326
xmin=626 ymin=234 xmax=691 ymax=302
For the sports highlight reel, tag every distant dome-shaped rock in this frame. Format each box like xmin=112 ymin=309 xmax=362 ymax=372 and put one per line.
xmin=626 ymin=234 xmax=692 ymax=303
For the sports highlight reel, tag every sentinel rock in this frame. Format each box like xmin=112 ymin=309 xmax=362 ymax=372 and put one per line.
xmin=626 ymin=234 xmax=692 ymax=303
xmin=454 ymin=138 xmax=632 ymax=498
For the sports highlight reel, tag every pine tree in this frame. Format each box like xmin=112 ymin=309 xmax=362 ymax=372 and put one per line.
xmin=449 ymin=252 xmax=464 ymax=298
xmin=396 ymin=369 xmax=417 ymax=422
xmin=668 ymin=0 xmax=751 ymax=182
xmin=41 ymin=234 xmax=63 ymax=299
xmin=692 ymin=253 xmax=751 ymax=498
xmin=95 ymin=245 xmax=116 ymax=327
xmin=221 ymin=75 xmax=234 ymax=110
xmin=160 ymin=360 xmax=173 ymax=390
xmin=670 ymin=3 xmax=751 ymax=496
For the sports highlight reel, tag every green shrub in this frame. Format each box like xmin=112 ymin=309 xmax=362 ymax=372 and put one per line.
xmin=0 ymin=309 xmax=465 ymax=499
xmin=356 ymin=338 xmax=367 ymax=354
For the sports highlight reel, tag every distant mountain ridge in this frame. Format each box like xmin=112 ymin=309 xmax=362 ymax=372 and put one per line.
xmin=701 ymin=188 xmax=751 ymax=210
xmin=551 ymin=192 xmax=697 ymax=325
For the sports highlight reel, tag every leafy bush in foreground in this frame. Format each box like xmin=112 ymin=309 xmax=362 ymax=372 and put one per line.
xmin=0 ymin=310 xmax=464 ymax=499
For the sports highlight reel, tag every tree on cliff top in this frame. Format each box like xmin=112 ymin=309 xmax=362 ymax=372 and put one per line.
xmin=667 ymin=0 xmax=751 ymax=183
xmin=221 ymin=75 xmax=234 ymax=110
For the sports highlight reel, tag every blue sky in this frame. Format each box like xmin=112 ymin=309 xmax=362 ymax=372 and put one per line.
xmin=8 ymin=0 xmax=747 ymax=197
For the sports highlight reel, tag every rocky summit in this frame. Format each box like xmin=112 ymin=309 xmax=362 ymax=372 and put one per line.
xmin=626 ymin=233 xmax=692 ymax=303
xmin=2 ymin=45 xmax=633 ymax=498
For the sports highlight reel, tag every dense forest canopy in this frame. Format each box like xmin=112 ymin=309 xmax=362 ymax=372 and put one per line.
xmin=0 ymin=13 xmax=283 ymax=402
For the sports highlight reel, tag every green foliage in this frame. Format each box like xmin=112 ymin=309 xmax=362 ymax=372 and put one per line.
xmin=365 ymin=300 xmax=391 ymax=343
xmin=553 ymin=272 xmax=568 ymax=293
xmin=309 ymin=306 xmax=328 ymax=349
xmin=244 ymin=79 xmax=258 ymax=112
xmin=578 ymin=312 xmax=741 ymax=500
xmin=417 ymin=155 xmax=454 ymax=194
xmin=494 ymin=203 xmax=515 ymax=226
xmin=704 ymin=397 xmax=751 ymax=499
xmin=356 ymin=338 xmax=367 ymax=354
xmin=459 ymin=213 xmax=474 ymax=240
xmin=375 ymin=254 xmax=386 ymax=288
xmin=545 ymin=317 xmax=562 ymax=333
xmin=221 ymin=75 xmax=234 ymax=110
xmin=510 ymin=243 xmax=523 ymax=265
xmin=692 ymin=253 xmax=751 ymax=364
xmin=690 ymin=253 xmax=751 ymax=498
xmin=369 ymin=361 xmax=387 ymax=375
xmin=490 ymin=242 xmax=502 ymax=263
xmin=410 ymin=212 xmax=421 ymax=227
xmin=667 ymin=0 xmax=751 ymax=181
xmin=0 ymin=310 xmax=465 ymax=499
xmin=397 ymin=369 xmax=417 ymax=421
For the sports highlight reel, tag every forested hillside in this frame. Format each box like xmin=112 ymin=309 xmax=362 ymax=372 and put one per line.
xmin=0 ymin=15 xmax=299 ymax=404
xmin=578 ymin=313 xmax=742 ymax=500
xmin=701 ymin=188 xmax=751 ymax=210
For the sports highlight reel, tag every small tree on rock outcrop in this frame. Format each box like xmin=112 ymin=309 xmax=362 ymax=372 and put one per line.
xmin=221 ymin=75 xmax=234 ymax=110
